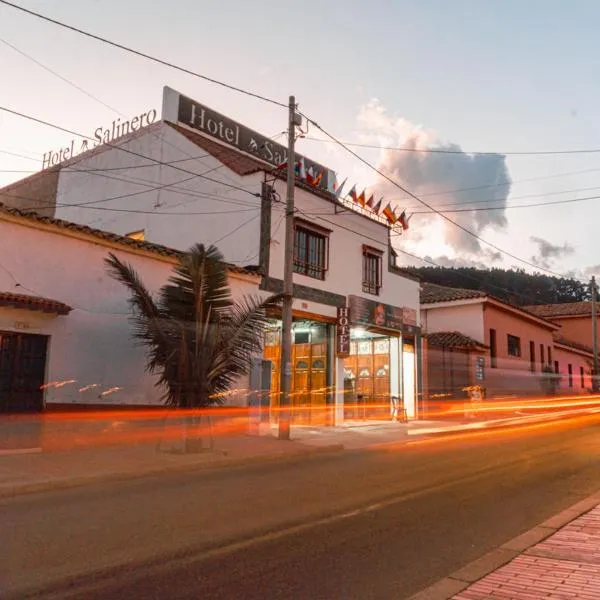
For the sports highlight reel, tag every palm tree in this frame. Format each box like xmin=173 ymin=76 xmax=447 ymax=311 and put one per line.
xmin=105 ymin=244 xmax=281 ymax=448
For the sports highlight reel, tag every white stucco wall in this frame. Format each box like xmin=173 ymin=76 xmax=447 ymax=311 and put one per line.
xmin=268 ymin=180 xmax=421 ymax=320
xmin=0 ymin=216 xmax=262 ymax=407
xmin=421 ymin=302 xmax=485 ymax=343
xmin=53 ymin=122 xmax=263 ymax=267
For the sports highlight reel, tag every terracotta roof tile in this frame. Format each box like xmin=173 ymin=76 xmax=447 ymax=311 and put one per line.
xmin=166 ymin=123 xmax=265 ymax=176
xmin=524 ymin=302 xmax=592 ymax=318
xmin=426 ymin=331 xmax=488 ymax=349
xmin=0 ymin=203 xmax=253 ymax=276
xmin=0 ymin=292 xmax=72 ymax=315
xmin=553 ymin=333 xmax=594 ymax=355
xmin=420 ymin=282 xmax=487 ymax=304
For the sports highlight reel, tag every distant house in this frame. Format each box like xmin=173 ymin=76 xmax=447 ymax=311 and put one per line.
xmin=524 ymin=302 xmax=598 ymax=356
xmin=421 ymin=283 xmax=593 ymax=408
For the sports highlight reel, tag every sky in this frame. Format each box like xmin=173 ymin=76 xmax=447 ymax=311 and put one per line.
xmin=2 ymin=0 xmax=600 ymax=281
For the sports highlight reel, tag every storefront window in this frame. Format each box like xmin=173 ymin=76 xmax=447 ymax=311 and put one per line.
xmin=343 ymin=330 xmax=397 ymax=420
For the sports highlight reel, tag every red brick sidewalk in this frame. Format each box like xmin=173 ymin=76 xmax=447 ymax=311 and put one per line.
xmin=453 ymin=505 xmax=600 ymax=600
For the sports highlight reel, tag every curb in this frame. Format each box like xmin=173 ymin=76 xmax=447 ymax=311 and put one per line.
xmin=406 ymin=489 xmax=600 ymax=600
xmin=0 ymin=442 xmax=345 ymax=500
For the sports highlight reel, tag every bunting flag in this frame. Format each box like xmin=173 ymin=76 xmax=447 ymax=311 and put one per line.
xmin=312 ymin=170 xmax=323 ymax=187
xmin=356 ymin=189 xmax=366 ymax=207
xmin=347 ymin=185 xmax=358 ymax=203
xmin=372 ymin=198 xmax=383 ymax=215
xmin=334 ymin=177 xmax=347 ymax=199
xmin=297 ymin=157 xmax=307 ymax=180
xmin=305 ymin=166 xmax=318 ymax=186
xmin=398 ymin=210 xmax=409 ymax=231
xmin=383 ymin=203 xmax=398 ymax=224
xmin=366 ymin=194 xmax=374 ymax=209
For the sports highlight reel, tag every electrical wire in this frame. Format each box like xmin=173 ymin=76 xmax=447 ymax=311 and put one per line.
xmin=301 ymin=112 xmax=573 ymax=280
xmin=0 ymin=0 xmax=286 ymax=108
xmin=411 ymin=194 xmax=600 ymax=215
xmin=302 ymin=135 xmax=600 ymax=157
xmin=292 ymin=205 xmax=560 ymax=306
xmin=1 ymin=190 xmax=259 ymax=216
xmin=0 ymin=106 xmax=262 ymax=199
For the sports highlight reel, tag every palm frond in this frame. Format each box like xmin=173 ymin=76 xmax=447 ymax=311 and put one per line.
xmin=208 ymin=294 xmax=283 ymax=395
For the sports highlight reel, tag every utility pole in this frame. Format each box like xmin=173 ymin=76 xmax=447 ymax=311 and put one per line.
xmin=278 ymin=95 xmax=300 ymax=440
xmin=592 ymin=276 xmax=599 ymax=392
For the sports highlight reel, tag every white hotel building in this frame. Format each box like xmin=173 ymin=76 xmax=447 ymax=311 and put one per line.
xmin=0 ymin=86 xmax=422 ymax=423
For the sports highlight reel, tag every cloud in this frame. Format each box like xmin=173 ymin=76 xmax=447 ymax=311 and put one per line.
xmin=356 ymin=99 xmax=512 ymax=255
xmin=584 ymin=265 xmax=600 ymax=277
xmin=530 ymin=236 xmax=574 ymax=269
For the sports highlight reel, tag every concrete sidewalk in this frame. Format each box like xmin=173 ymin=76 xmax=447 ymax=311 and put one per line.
xmin=410 ymin=492 xmax=600 ymax=600
xmin=0 ymin=434 xmax=344 ymax=498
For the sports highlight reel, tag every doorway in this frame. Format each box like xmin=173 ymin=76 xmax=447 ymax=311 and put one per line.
xmin=263 ymin=321 xmax=330 ymax=424
xmin=0 ymin=332 xmax=48 ymax=413
xmin=403 ymin=338 xmax=416 ymax=418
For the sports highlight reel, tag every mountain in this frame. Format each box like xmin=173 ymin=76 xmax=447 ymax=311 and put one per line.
xmin=407 ymin=266 xmax=590 ymax=306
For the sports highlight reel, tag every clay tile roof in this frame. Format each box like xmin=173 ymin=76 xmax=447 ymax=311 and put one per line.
xmin=426 ymin=331 xmax=488 ymax=350
xmin=0 ymin=292 xmax=72 ymax=315
xmin=552 ymin=333 xmax=594 ymax=355
xmin=0 ymin=203 xmax=253 ymax=276
xmin=166 ymin=123 xmax=265 ymax=176
xmin=524 ymin=302 xmax=592 ymax=318
xmin=420 ymin=282 xmax=487 ymax=304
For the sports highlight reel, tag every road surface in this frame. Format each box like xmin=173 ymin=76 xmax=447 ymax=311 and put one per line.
xmin=3 ymin=414 xmax=600 ymax=599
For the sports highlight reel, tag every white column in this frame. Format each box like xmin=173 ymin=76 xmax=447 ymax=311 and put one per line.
xmin=390 ymin=336 xmax=400 ymax=418
xmin=334 ymin=356 xmax=345 ymax=425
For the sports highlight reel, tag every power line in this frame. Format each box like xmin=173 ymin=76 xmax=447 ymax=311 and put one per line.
xmin=0 ymin=106 xmax=262 ymax=199
xmin=0 ymin=0 xmax=286 ymax=108
xmin=210 ymin=213 xmax=261 ymax=246
xmin=0 ymin=37 xmax=122 ymax=114
xmin=1 ymin=190 xmax=259 ymax=216
xmin=0 ymin=35 xmax=262 ymax=183
xmin=292 ymin=206 xmax=553 ymax=306
xmin=303 ymin=192 xmax=600 ymax=217
xmin=405 ymin=184 xmax=600 ymax=212
xmin=411 ymin=193 xmax=600 ymax=215
xmin=374 ymin=166 xmax=600 ymax=204
xmin=301 ymin=113 xmax=571 ymax=280
xmin=303 ymin=135 xmax=600 ymax=157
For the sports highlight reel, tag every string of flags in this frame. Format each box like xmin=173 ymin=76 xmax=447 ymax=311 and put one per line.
xmin=276 ymin=158 xmax=410 ymax=231
xmin=334 ymin=177 xmax=410 ymax=230
xmin=276 ymin=156 xmax=324 ymax=188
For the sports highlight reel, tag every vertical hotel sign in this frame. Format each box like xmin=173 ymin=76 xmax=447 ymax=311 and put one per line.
xmin=336 ymin=307 xmax=351 ymax=356
xmin=173 ymin=90 xmax=335 ymax=192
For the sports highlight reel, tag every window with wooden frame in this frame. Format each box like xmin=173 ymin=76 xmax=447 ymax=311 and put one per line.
xmin=507 ymin=334 xmax=521 ymax=357
xmin=362 ymin=245 xmax=383 ymax=295
xmin=293 ymin=219 xmax=330 ymax=280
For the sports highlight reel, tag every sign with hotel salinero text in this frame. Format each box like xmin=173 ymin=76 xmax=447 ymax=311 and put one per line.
xmin=336 ymin=307 xmax=351 ymax=356
xmin=348 ymin=295 xmax=416 ymax=331
xmin=176 ymin=93 xmax=334 ymax=192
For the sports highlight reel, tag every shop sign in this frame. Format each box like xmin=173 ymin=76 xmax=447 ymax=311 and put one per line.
xmin=176 ymin=93 xmax=334 ymax=192
xmin=348 ymin=295 xmax=411 ymax=331
xmin=42 ymin=109 xmax=158 ymax=169
xmin=475 ymin=356 xmax=485 ymax=381
xmin=336 ymin=307 xmax=351 ymax=356
xmin=402 ymin=307 xmax=417 ymax=327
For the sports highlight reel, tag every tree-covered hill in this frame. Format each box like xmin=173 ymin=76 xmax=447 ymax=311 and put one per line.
xmin=407 ymin=266 xmax=590 ymax=306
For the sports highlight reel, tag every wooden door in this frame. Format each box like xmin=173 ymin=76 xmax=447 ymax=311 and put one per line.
xmin=0 ymin=332 xmax=48 ymax=414
xmin=292 ymin=343 xmax=311 ymax=423
xmin=310 ymin=341 xmax=327 ymax=424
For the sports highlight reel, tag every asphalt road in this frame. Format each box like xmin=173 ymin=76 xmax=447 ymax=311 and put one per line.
xmin=3 ymin=415 xmax=600 ymax=600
